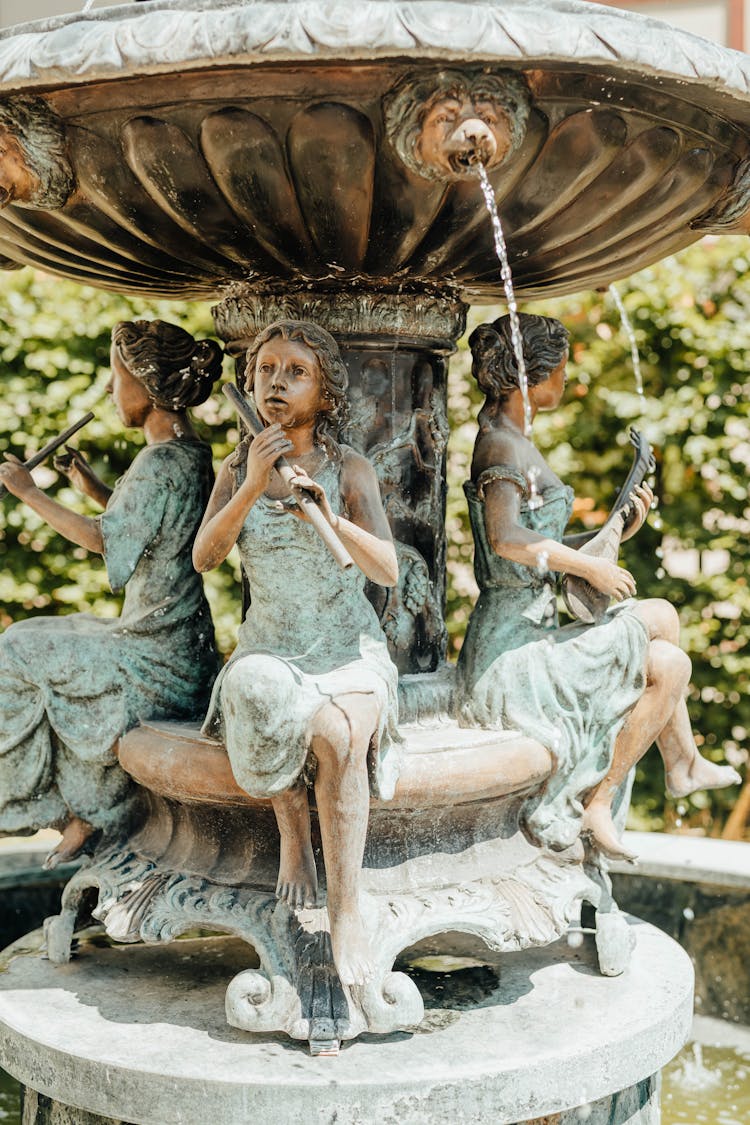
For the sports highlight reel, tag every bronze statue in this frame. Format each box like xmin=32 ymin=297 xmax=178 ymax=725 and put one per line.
xmin=0 ymin=320 xmax=221 ymax=867
xmin=193 ymin=319 xmax=400 ymax=987
xmin=456 ymin=313 xmax=740 ymax=861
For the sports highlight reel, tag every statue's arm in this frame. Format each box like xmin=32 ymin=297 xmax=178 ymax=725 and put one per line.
xmin=0 ymin=457 xmax=103 ymax=553
xmin=483 ymin=478 xmax=636 ymax=602
xmin=334 ymin=450 xmax=398 ymax=587
xmin=193 ymin=425 xmax=292 ymax=571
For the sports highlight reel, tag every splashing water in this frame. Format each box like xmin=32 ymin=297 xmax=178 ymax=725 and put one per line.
xmin=477 ymin=165 xmax=533 ymax=437
xmin=609 ymin=283 xmax=645 ymax=405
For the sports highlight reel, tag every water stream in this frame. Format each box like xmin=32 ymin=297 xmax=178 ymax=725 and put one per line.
xmin=476 ymin=164 xmax=534 ymax=439
xmin=609 ymin=283 xmax=646 ymax=404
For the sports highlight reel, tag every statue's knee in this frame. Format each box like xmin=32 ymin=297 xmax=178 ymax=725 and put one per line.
xmin=648 ymin=639 xmax=690 ymax=694
xmin=310 ymin=701 xmax=354 ymax=765
xmin=641 ymin=598 xmax=680 ymax=644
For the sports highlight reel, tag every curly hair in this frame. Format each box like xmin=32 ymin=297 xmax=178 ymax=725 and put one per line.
xmin=242 ymin=319 xmax=349 ymax=456
xmin=469 ymin=314 xmax=570 ymax=403
xmin=112 ymin=320 xmax=223 ymax=410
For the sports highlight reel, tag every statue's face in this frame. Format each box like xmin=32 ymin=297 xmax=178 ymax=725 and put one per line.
xmin=530 ymin=352 xmax=569 ymax=413
xmin=254 ymin=337 xmax=324 ymax=429
xmin=107 ymin=345 xmax=153 ymax=429
xmin=0 ymin=127 xmax=41 ymax=207
xmin=415 ymin=94 xmax=511 ymax=177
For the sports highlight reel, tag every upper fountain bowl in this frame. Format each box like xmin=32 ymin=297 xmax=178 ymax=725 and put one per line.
xmin=0 ymin=0 xmax=748 ymax=302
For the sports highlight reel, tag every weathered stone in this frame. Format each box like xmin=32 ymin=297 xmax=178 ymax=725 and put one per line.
xmin=0 ymin=920 xmax=692 ymax=1125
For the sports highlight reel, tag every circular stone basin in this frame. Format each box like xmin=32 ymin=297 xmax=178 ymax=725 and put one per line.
xmin=0 ymin=920 xmax=694 ymax=1123
xmin=0 ymin=0 xmax=747 ymax=300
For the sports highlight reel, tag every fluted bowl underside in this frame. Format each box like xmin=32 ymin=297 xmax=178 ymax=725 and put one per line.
xmin=0 ymin=0 xmax=748 ymax=300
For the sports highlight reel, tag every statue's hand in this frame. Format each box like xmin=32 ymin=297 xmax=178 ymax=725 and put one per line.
xmin=244 ymin=423 xmax=293 ymax=492
xmin=584 ymin=557 xmax=637 ymax=601
xmin=286 ymin=465 xmax=337 ymax=528
xmin=620 ymin=483 xmax=653 ymax=542
xmin=0 ymin=454 xmax=36 ymax=499
xmin=53 ymin=446 xmax=96 ymax=493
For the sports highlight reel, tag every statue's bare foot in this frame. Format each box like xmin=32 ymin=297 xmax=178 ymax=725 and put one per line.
xmin=666 ymin=756 xmax=742 ymax=799
xmin=330 ymin=907 xmax=374 ymax=988
xmin=43 ymin=817 xmax=95 ymax=870
xmin=581 ymin=805 xmax=637 ymax=864
xmin=276 ymin=838 xmax=318 ymax=910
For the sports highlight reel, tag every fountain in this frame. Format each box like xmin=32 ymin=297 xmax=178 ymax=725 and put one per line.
xmin=0 ymin=0 xmax=748 ymax=1120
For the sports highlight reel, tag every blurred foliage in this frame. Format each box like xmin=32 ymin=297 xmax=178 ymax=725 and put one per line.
xmin=447 ymin=237 xmax=750 ymax=836
xmin=0 ymin=239 xmax=748 ymax=835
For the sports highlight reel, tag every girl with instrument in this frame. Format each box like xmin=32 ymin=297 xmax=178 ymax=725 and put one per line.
xmin=194 ymin=319 xmax=399 ymax=989
xmin=0 ymin=320 xmax=221 ymax=867
xmin=456 ymin=313 xmax=740 ymax=861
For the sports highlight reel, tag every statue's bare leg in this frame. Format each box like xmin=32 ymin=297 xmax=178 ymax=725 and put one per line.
xmin=310 ymin=692 xmax=380 ymax=988
xmin=632 ymin=600 xmax=741 ymax=797
xmin=43 ymin=816 xmax=95 ymax=870
xmin=271 ymin=785 xmax=318 ymax=909
xmin=582 ymin=638 xmax=687 ymax=861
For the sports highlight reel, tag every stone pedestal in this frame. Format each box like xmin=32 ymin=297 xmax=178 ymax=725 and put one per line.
xmin=0 ymin=918 xmax=693 ymax=1124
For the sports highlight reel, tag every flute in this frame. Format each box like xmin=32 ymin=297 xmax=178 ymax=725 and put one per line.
xmin=0 ymin=411 xmax=95 ymax=499
xmin=223 ymin=384 xmax=353 ymax=571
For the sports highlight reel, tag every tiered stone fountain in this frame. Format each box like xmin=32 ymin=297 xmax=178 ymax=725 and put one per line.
xmin=1 ymin=0 xmax=749 ymax=1120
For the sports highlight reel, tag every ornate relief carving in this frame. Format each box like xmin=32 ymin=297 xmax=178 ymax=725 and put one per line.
xmin=43 ymin=829 xmax=626 ymax=1052
xmin=213 ymin=289 xmax=467 ymax=345
xmin=692 ymin=155 xmax=750 ymax=233
xmin=383 ymin=68 xmax=530 ymax=181
xmin=0 ymin=96 xmax=73 ymax=209
xmin=1 ymin=1 xmax=749 ymax=104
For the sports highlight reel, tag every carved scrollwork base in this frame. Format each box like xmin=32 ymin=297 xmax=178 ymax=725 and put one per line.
xmin=43 ymin=833 xmax=629 ymax=1053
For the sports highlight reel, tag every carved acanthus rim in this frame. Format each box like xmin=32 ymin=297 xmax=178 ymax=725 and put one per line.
xmin=212 ymin=289 xmax=468 ymax=345
xmin=1 ymin=0 xmax=750 ymax=113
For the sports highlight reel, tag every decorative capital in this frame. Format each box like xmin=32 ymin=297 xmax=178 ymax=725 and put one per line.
xmin=212 ymin=289 xmax=467 ymax=347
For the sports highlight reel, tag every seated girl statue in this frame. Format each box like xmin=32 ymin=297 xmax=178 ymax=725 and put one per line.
xmin=193 ymin=319 xmax=400 ymax=988
xmin=0 ymin=320 xmax=222 ymax=868
xmin=456 ymin=312 xmax=740 ymax=862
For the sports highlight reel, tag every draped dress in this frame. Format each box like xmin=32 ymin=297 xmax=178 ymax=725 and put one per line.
xmin=456 ymin=465 xmax=650 ymax=851
xmin=202 ymin=450 xmax=401 ymax=800
xmin=0 ymin=440 xmax=219 ymax=837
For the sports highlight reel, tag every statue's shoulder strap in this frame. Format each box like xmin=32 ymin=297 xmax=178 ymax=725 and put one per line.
xmin=475 ymin=464 xmax=528 ymax=501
